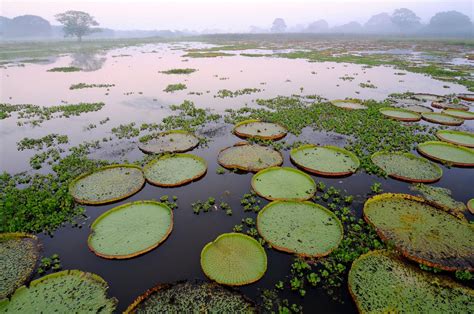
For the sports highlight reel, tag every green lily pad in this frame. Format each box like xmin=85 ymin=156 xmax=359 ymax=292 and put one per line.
xmin=379 ymin=107 xmax=421 ymax=121
xmin=330 ymin=99 xmax=367 ymax=110
xmin=410 ymin=184 xmax=467 ymax=220
xmin=251 ymin=167 xmax=316 ymax=201
xmin=138 ymin=130 xmax=199 ymax=154
xmin=233 ymin=119 xmax=287 ymax=140
xmin=257 ymin=201 xmax=343 ymax=257
xmin=0 ymin=233 xmax=39 ymax=299
xmin=421 ymin=112 xmax=464 ymax=126
xmin=88 ymin=201 xmax=173 ymax=259
xmin=413 ymin=93 xmax=445 ymax=102
xmin=143 ymin=154 xmax=207 ymax=187
xmin=432 ymin=101 xmax=469 ymax=111
xmin=436 ymin=130 xmax=474 ymax=148
xmin=69 ymin=165 xmax=145 ymax=205
xmin=200 ymin=233 xmax=267 ymax=286
xmin=371 ymin=151 xmax=442 ymax=183
xmin=348 ymin=250 xmax=474 ymax=314
xmin=0 ymin=270 xmax=117 ymax=312
xmin=217 ymin=143 xmax=283 ymax=172
xmin=468 ymin=199 xmax=474 ymax=214
xmin=417 ymin=141 xmax=474 ymax=166
xmin=363 ymin=193 xmax=474 ymax=271
xmin=457 ymin=93 xmax=474 ymax=101
xmin=442 ymin=109 xmax=474 ymax=120
xmin=400 ymin=104 xmax=433 ymax=113
xmin=125 ymin=280 xmax=257 ymax=313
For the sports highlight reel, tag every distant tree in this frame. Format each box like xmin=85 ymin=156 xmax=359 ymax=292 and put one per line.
xmin=305 ymin=20 xmax=329 ymax=33
xmin=429 ymin=11 xmax=472 ymax=30
xmin=271 ymin=18 xmax=287 ymax=33
xmin=391 ymin=8 xmax=421 ymax=32
xmin=4 ymin=15 xmax=51 ymax=38
xmin=55 ymin=10 xmax=99 ymax=41
xmin=364 ymin=13 xmax=397 ymax=33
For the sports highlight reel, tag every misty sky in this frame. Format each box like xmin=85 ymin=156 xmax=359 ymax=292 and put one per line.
xmin=2 ymin=0 xmax=473 ymax=32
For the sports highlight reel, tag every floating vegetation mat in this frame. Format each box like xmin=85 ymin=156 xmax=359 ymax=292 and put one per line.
xmin=410 ymin=184 xmax=467 ymax=219
xmin=0 ymin=270 xmax=117 ymax=312
xmin=143 ymin=154 xmax=207 ymax=187
xmin=431 ymin=101 xmax=469 ymax=111
xmin=371 ymin=152 xmax=442 ymax=183
xmin=442 ymin=109 xmax=474 ymax=120
xmin=421 ymin=112 xmax=464 ymax=126
xmin=0 ymin=233 xmax=39 ymax=299
xmin=233 ymin=119 xmax=287 ymax=140
xmin=413 ymin=93 xmax=445 ymax=102
xmin=217 ymin=143 xmax=283 ymax=172
xmin=88 ymin=201 xmax=173 ymax=259
xmin=436 ymin=130 xmax=474 ymax=148
xmin=417 ymin=141 xmax=474 ymax=166
xmin=458 ymin=93 xmax=474 ymax=101
xmin=257 ymin=201 xmax=343 ymax=257
xmin=330 ymin=99 xmax=367 ymax=110
xmin=379 ymin=107 xmax=421 ymax=122
xmin=251 ymin=167 xmax=316 ymax=201
xmin=125 ymin=280 xmax=257 ymax=313
xmin=200 ymin=233 xmax=267 ymax=286
xmin=363 ymin=193 xmax=474 ymax=271
xmin=348 ymin=250 xmax=474 ymax=313
xmin=400 ymin=104 xmax=433 ymax=113
xmin=138 ymin=130 xmax=199 ymax=154
xmin=290 ymin=144 xmax=359 ymax=176
xmin=69 ymin=165 xmax=145 ymax=205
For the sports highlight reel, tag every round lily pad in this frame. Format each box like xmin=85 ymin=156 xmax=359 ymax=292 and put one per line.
xmin=468 ymin=199 xmax=474 ymax=214
xmin=363 ymin=193 xmax=474 ymax=271
xmin=143 ymin=154 xmax=207 ymax=187
xmin=458 ymin=93 xmax=474 ymax=101
xmin=251 ymin=167 xmax=316 ymax=201
xmin=217 ymin=143 xmax=283 ymax=172
xmin=436 ymin=130 xmax=474 ymax=148
xmin=0 ymin=270 xmax=117 ymax=312
xmin=138 ymin=130 xmax=199 ymax=154
xmin=200 ymin=233 xmax=267 ymax=286
xmin=69 ymin=165 xmax=145 ymax=205
xmin=371 ymin=151 xmax=442 ymax=183
xmin=348 ymin=250 xmax=474 ymax=313
xmin=421 ymin=112 xmax=464 ymax=126
xmin=330 ymin=99 xmax=367 ymax=110
xmin=0 ymin=233 xmax=39 ymax=299
xmin=233 ymin=119 xmax=287 ymax=140
xmin=442 ymin=109 xmax=474 ymax=120
xmin=432 ymin=101 xmax=469 ymax=111
xmin=400 ymin=104 xmax=433 ymax=113
xmin=257 ymin=201 xmax=343 ymax=257
xmin=125 ymin=280 xmax=257 ymax=313
xmin=413 ymin=93 xmax=445 ymax=102
xmin=379 ymin=107 xmax=421 ymax=121
xmin=417 ymin=141 xmax=474 ymax=166
xmin=290 ymin=144 xmax=359 ymax=176
xmin=88 ymin=201 xmax=173 ymax=259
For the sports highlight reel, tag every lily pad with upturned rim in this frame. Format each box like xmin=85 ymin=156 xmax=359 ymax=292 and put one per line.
xmin=457 ymin=93 xmax=474 ymax=101
xmin=442 ymin=109 xmax=474 ymax=120
xmin=410 ymin=184 xmax=467 ymax=220
xmin=138 ymin=130 xmax=200 ymax=154
xmin=413 ymin=93 xmax=445 ymax=102
xmin=431 ymin=101 xmax=469 ymax=111
xmin=417 ymin=141 xmax=474 ymax=166
xmin=468 ymin=199 xmax=474 ymax=214
xmin=436 ymin=130 xmax=474 ymax=148
xmin=399 ymin=104 xmax=433 ymax=113
xmin=330 ymin=99 xmax=367 ymax=110
xmin=379 ymin=107 xmax=421 ymax=122
xmin=233 ymin=119 xmax=287 ymax=140
xmin=217 ymin=143 xmax=283 ymax=172
xmin=421 ymin=112 xmax=464 ymax=126
xmin=88 ymin=201 xmax=173 ymax=259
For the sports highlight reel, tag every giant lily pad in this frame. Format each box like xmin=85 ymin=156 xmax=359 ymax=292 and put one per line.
xmin=217 ymin=143 xmax=283 ymax=172
xmin=413 ymin=93 xmax=445 ymax=102
xmin=125 ymin=280 xmax=257 ymax=313
xmin=0 ymin=270 xmax=117 ymax=312
xmin=421 ymin=112 xmax=464 ymax=126
xmin=417 ymin=141 xmax=474 ymax=166
xmin=436 ymin=130 xmax=474 ymax=148
xmin=371 ymin=151 xmax=442 ymax=183
xmin=0 ymin=233 xmax=39 ymax=299
xmin=442 ymin=109 xmax=474 ymax=120
xmin=468 ymin=199 xmax=474 ymax=214
xmin=88 ymin=201 xmax=173 ymax=259
xmin=143 ymin=154 xmax=207 ymax=187
xmin=233 ymin=119 xmax=287 ymax=140
xmin=432 ymin=101 xmax=469 ymax=111
xmin=330 ymin=99 xmax=367 ymax=110
xmin=138 ymin=130 xmax=199 ymax=154
xmin=257 ymin=201 xmax=343 ymax=257
xmin=400 ymin=104 xmax=433 ymax=113
xmin=251 ymin=167 xmax=316 ymax=201
xmin=458 ymin=93 xmax=474 ymax=101
xmin=200 ymin=233 xmax=267 ymax=286
xmin=410 ymin=184 xmax=467 ymax=219
xmin=363 ymin=193 xmax=474 ymax=271
xmin=379 ymin=107 xmax=421 ymax=122
xmin=290 ymin=144 xmax=359 ymax=176
xmin=348 ymin=250 xmax=474 ymax=313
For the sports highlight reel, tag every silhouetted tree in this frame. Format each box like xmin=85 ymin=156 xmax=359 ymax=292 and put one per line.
xmin=271 ymin=18 xmax=287 ymax=33
xmin=391 ymin=8 xmax=421 ymax=32
xmin=3 ymin=15 xmax=51 ymax=37
xmin=364 ymin=13 xmax=398 ymax=33
xmin=429 ymin=11 xmax=472 ymax=30
xmin=55 ymin=10 xmax=99 ymax=41
xmin=305 ymin=20 xmax=329 ymax=33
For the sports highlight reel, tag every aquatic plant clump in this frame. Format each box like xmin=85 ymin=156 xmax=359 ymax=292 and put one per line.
xmin=379 ymin=107 xmax=421 ymax=122
xmin=0 ymin=233 xmax=39 ymax=299
xmin=125 ymin=281 xmax=257 ymax=313
xmin=138 ymin=130 xmax=200 ymax=154
xmin=431 ymin=101 xmax=469 ymax=111
xmin=251 ymin=167 xmax=316 ymax=201
xmin=290 ymin=144 xmax=360 ymax=176
xmin=0 ymin=270 xmax=117 ymax=312
xmin=217 ymin=143 xmax=283 ymax=172
xmin=69 ymin=165 xmax=145 ymax=204
xmin=442 ymin=109 xmax=474 ymax=120
xmin=348 ymin=250 xmax=474 ymax=313
xmin=421 ymin=112 xmax=464 ymax=126
xmin=257 ymin=201 xmax=343 ymax=257
xmin=143 ymin=154 xmax=207 ymax=187
xmin=200 ymin=233 xmax=267 ymax=286
xmin=330 ymin=99 xmax=367 ymax=110
xmin=436 ymin=130 xmax=474 ymax=148
xmin=233 ymin=119 xmax=287 ymax=140
xmin=88 ymin=201 xmax=173 ymax=259
xmin=363 ymin=193 xmax=474 ymax=271
xmin=371 ymin=151 xmax=442 ymax=183
xmin=417 ymin=141 xmax=474 ymax=166
xmin=410 ymin=184 xmax=467 ymax=219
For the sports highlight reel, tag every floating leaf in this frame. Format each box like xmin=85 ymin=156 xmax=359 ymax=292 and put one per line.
xmin=233 ymin=119 xmax=287 ymax=140
xmin=421 ymin=112 xmax=464 ymax=126
xmin=330 ymin=99 xmax=367 ymax=110
xmin=436 ymin=130 xmax=474 ymax=148
xmin=417 ymin=141 xmax=474 ymax=166
xmin=379 ymin=107 xmax=421 ymax=121
xmin=138 ymin=130 xmax=199 ymax=154
xmin=217 ymin=143 xmax=283 ymax=172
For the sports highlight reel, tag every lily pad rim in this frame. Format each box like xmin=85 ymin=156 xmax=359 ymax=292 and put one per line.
xmin=421 ymin=112 xmax=464 ymax=126
xmin=431 ymin=101 xmax=469 ymax=111
xmin=436 ymin=130 xmax=474 ymax=148
xmin=457 ymin=93 xmax=474 ymax=101
xmin=329 ymin=98 xmax=367 ymax=110
xmin=233 ymin=119 xmax=287 ymax=140
xmin=378 ymin=107 xmax=422 ymax=122
xmin=417 ymin=141 xmax=474 ymax=167
xmin=138 ymin=130 xmax=200 ymax=154
xmin=442 ymin=109 xmax=474 ymax=120
xmin=217 ymin=142 xmax=284 ymax=172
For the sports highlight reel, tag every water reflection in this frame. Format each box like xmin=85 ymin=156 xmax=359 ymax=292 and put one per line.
xmin=70 ymin=51 xmax=107 ymax=72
